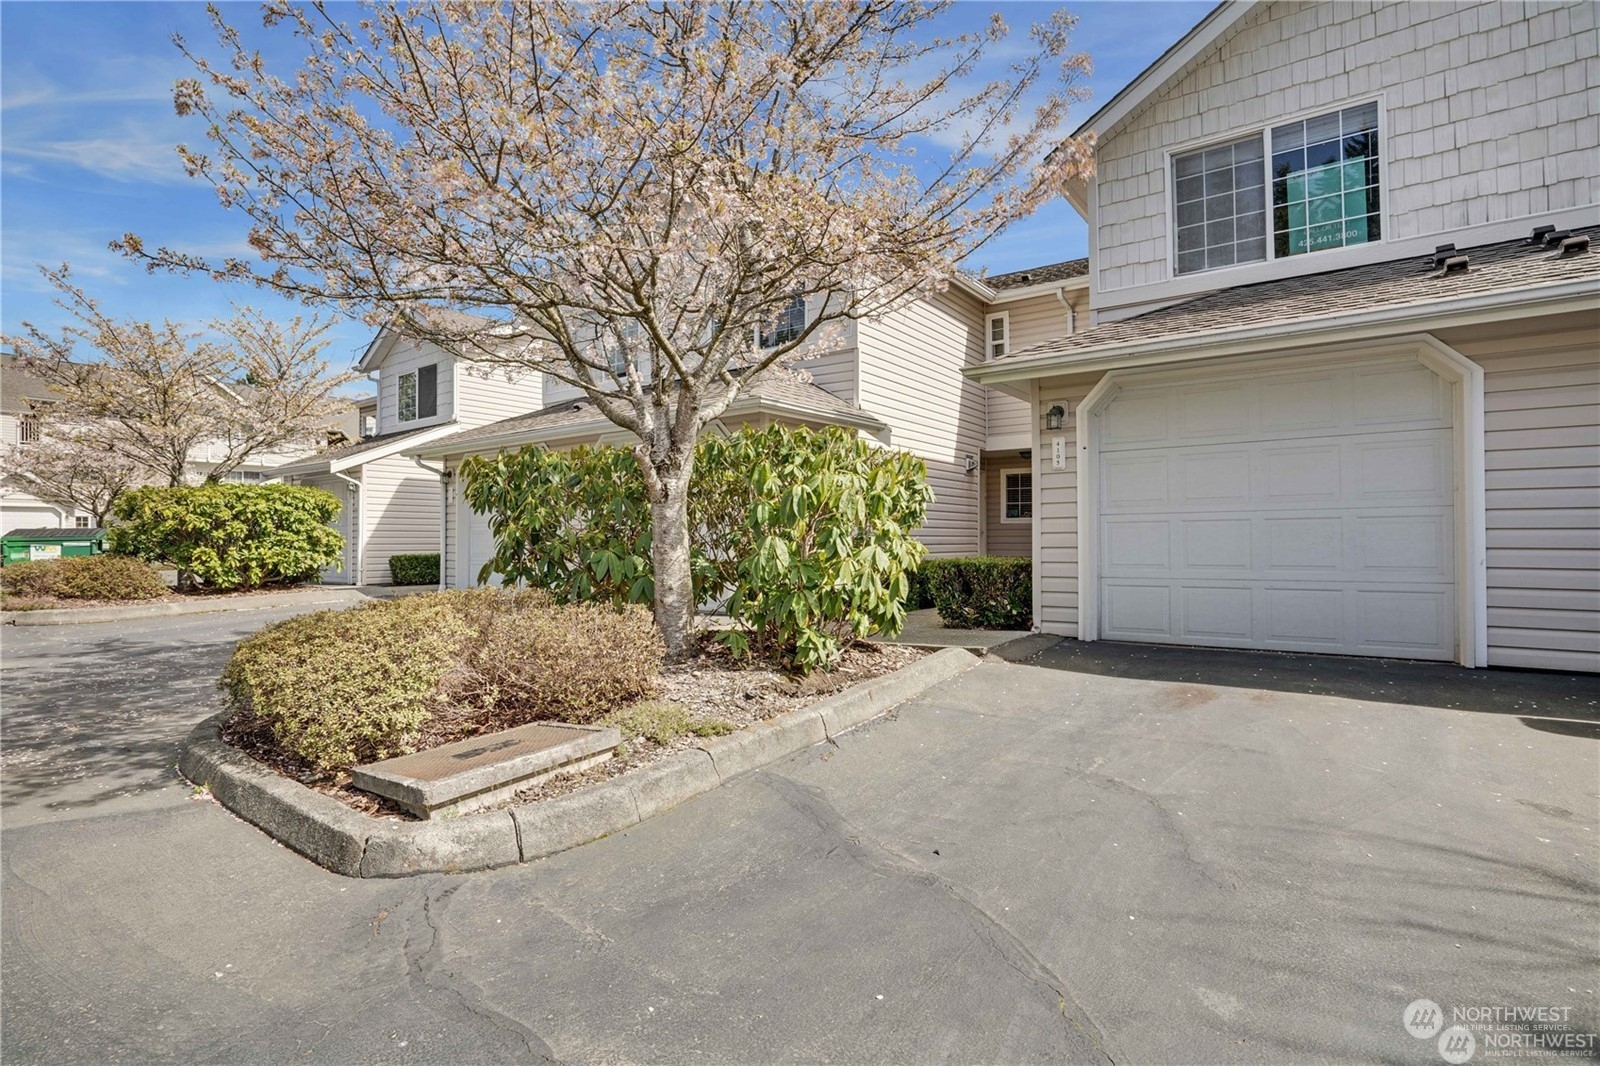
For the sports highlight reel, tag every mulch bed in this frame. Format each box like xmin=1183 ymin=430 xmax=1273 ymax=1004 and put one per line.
xmin=221 ymin=638 xmax=927 ymax=821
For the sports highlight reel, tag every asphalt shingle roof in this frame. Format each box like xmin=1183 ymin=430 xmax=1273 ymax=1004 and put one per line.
xmin=269 ymin=422 xmax=457 ymax=475
xmin=416 ymin=371 xmax=884 ymax=455
xmin=984 ymin=258 xmax=1090 ymax=291
xmin=1003 ymin=229 xmax=1599 ymax=363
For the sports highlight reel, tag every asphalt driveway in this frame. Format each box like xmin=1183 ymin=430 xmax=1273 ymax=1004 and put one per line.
xmin=3 ymin=612 xmax=1596 ymax=1064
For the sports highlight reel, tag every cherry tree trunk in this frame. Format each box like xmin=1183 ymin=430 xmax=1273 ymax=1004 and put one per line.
xmin=647 ymin=459 xmax=697 ymax=659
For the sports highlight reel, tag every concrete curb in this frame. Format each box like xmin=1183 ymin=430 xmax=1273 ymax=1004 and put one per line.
xmin=3 ymin=585 xmax=430 ymax=626
xmin=179 ymin=645 xmax=980 ymax=877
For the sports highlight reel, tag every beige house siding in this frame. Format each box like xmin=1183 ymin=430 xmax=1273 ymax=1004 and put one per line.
xmin=793 ymin=348 xmax=857 ymax=405
xmin=982 ymin=460 xmax=1033 ymax=557
xmin=376 ymin=339 xmax=457 ymax=434
xmin=1091 ymin=0 xmax=1598 ymax=300
xmin=1437 ymin=314 xmax=1600 ymax=673
xmin=1035 ymin=377 xmax=1096 ymax=635
xmin=453 ymin=363 xmax=543 ymax=426
xmin=857 ymin=288 xmax=987 ymax=557
xmin=359 ymin=454 xmax=441 ymax=585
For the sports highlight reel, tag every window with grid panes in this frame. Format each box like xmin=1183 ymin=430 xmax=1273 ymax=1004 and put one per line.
xmin=1173 ymin=136 xmax=1266 ymax=274
xmin=1271 ymin=103 xmax=1380 ymax=257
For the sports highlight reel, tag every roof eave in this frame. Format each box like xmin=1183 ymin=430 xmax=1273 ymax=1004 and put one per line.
xmin=964 ymin=280 xmax=1599 ymax=385
xmin=986 ymin=274 xmax=1091 ymax=305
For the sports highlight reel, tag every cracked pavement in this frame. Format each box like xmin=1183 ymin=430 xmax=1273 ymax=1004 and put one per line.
xmin=3 ymin=609 xmax=1598 ymax=1063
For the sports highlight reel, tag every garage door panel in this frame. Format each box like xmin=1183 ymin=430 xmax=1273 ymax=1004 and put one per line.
xmin=1181 ymin=585 xmax=1254 ymax=640
xmin=1097 ymin=357 xmax=1457 ymax=662
xmin=1101 ymin=392 xmax=1171 ymax=447
xmin=1352 ymin=364 xmax=1449 ymax=427
xmin=1102 ymin=583 xmax=1173 ymax=638
xmin=1103 ymin=518 xmax=1170 ymax=570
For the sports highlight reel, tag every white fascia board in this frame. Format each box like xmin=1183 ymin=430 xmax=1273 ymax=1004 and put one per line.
xmin=950 ymin=274 xmax=996 ymax=302
xmin=963 ymin=280 xmax=1599 ymax=385
xmin=984 ymin=276 xmax=1091 ymax=306
xmin=355 ymin=321 xmax=401 ymax=373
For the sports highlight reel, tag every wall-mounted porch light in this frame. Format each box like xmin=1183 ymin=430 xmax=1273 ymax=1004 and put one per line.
xmin=1043 ymin=404 xmax=1066 ymax=431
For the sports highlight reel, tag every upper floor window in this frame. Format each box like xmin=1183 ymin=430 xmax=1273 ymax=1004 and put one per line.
xmin=1174 ymin=102 xmax=1380 ymax=276
xmin=74 ymin=515 xmax=92 ymax=529
xmin=1271 ymin=103 xmax=1380 ymax=258
xmin=759 ymin=294 xmax=806 ymax=348
xmin=986 ymin=312 xmax=1010 ymax=360
xmin=398 ymin=364 xmax=438 ymax=422
xmin=17 ymin=413 xmax=40 ymax=445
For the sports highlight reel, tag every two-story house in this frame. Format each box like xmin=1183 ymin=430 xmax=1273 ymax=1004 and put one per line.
xmin=1 ymin=355 xmax=94 ymax=529
xmin=967 ymin=0 xmax=1598 ymax=673
xmin=270 ymin=321 xmax=542 ymax=584
xmin=400 ymin=270 xmax=1091 ymax=590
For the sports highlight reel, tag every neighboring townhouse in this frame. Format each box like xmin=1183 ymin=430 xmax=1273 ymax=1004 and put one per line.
xmin=1 ymin=355 xmax=92 ymax=529
xmin=401 ymin=273 xmax=1091 ymax=590
xmin=966 ymin=0 xmax=1599 ymax=672
xmin=270 ymin=323 xmax=542 ymax=584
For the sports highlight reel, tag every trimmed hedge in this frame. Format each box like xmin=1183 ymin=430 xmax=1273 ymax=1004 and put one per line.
xmin=924 ymin=556 xmax=1032 ymax=630
xmin=112 ymin=483 xmax=343 ymax=590
xmin=388 ymin=553 xmax=440 ymax=586
xmin=220 ymin=589 xmax=663 ymax=772
xmin=0 ymin=555 xmax=168 ymax=601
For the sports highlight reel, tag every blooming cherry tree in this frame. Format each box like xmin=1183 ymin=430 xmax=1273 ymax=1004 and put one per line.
xmin=119 ymin=0 xmax=1094 ymax=654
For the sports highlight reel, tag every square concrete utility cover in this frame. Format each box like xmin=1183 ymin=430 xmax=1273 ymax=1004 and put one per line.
xmin=352 ymin=721 xmax=620 ymax=819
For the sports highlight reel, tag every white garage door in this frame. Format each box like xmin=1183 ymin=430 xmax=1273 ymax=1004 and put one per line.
xmin=457 ymin=498 xmax=506 ymax=588
xmin=1098 ymin=358 xmax=1457 ymax=660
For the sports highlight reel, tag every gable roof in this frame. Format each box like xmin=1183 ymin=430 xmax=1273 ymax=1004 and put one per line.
xmin=1058 ymin=1 xmax=1253 ymax=217
xmin=969 ymin=228 xmax=1600 ymax=381
xmin=409 ymin=372 xmax=887 ymax=459
xmin=0 ymin=355 xmax=60 ymax=415
xmin=268 ymin=421 xmax=463 ymax=478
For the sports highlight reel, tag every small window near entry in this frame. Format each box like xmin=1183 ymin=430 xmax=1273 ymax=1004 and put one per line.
xmin=1173 ymin=135 xmax=1267 ymax=275
xmin=760 ymin=294 xmax=807 ymax=348
xmin=74 ymin=515 xmax=92 ymax=528
xmin=986 ymin=312 xmax=1009 ymax=360
xmin=18 ymin=413 xmax=40 ymax=445
xmin=1002 ymin=470 xmax=1032 ymax=521
xmin=1271 ymin=102 xmax=1381 ymax=258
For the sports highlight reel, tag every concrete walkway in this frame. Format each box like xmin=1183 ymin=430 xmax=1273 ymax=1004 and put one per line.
xmin=3 ymin=612 xmax=1596 ymax=1063
xmin=879 ymin=607 xmax=1033 ymax=651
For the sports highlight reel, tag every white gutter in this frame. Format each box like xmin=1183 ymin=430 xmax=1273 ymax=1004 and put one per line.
xmin=986 ymin=277 xmax=1091 ymax=305
xmin=412 ymin=457 xmax=451 ymax=591
xmin=966 ymin=279 xmax=1599 ymax=385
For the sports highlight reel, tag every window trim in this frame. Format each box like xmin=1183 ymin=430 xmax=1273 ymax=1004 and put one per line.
xmin=999 ymin=467 xmax=1033 ymax=523
xmin=73 ymin=515 xmax=92 ymax=529
xmin=1163 ymin=93 xmax=1389 ymax=280
xmin=758 ymin=294 xmax=808 ymax=349
xmin=985 ymin=311 xmax=1011 ymax=361
xmin=396 ymin=363 xmax=439 ymax=423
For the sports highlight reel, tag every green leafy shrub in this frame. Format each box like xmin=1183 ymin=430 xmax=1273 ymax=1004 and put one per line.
xmin=221 ymin=595 xmax=471 ymax=771
xmin=54 ymin=555 xmax=168 ymax=600
xmin=0 ymin=560 xmax=63 ymax=598
xmin=112 ymin=483 xmax=343 ymax=590
xmin=694 ymin=426 xmax=931 ymax=673
xmin=925 ymin=556 xmax=1032 ymax=630
xmin=388 ymin=553 xmax=440 ymax=586
xmin=0 ymin=555 xmax=168 ymax=601
xmin=460 ymin=426 xmax=931 ymax=674
xmin=603 ymin=701 xmax=734 ymax=745
xmin=460 ymin=446 xmax=652 ymax=606
xmin=219 ymin=589 xmax=665 ymax=772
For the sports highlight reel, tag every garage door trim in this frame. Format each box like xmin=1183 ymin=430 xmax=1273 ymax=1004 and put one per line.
xmin=1075 ymin=335 xmax=1487 ymax=666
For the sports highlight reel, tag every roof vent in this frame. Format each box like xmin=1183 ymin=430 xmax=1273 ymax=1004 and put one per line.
xmin=1442 ymin=254 xmax=1470 ymax=274
xmin=1558 ymin=234 xmax=1591 ymax=256
xmin=1432 ymin=243 xmax=1456 ymax=267
xmin=1529 ymin=224 xmax=1557 ymax=244
xmin=1542 ymin=229 xmax=1571 ymax=246
xmin=1019 ymin=273 xmax=1032 ymax=284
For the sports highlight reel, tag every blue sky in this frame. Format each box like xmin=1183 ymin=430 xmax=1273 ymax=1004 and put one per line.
xmin=1 ymin=1 xmax=1213 ymax=379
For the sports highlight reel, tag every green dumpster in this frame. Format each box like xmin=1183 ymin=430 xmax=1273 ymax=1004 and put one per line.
xmin=2 ymin=527 xmax=108 ymax=565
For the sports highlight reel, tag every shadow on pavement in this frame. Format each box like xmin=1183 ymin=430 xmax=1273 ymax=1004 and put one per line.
xmin=1023 ymin=639 xmax=1600 ymax=722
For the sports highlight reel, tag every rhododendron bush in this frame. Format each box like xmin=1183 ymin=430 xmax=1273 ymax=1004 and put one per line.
xmin=119 ymin=0 xmax=1094 ymax=654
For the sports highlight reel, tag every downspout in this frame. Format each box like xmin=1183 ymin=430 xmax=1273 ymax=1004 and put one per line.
xmin=1055 ymin=287 xmax=1077 ymax=335
xmin=331 ymin=470 xmax=362 ymax=586
xmin=412 ymin=457 xmax=450 ymax=591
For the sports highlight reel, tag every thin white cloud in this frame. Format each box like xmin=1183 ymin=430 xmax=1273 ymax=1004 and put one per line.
xmin=4 ymin=133 xmax=189 ymax=185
